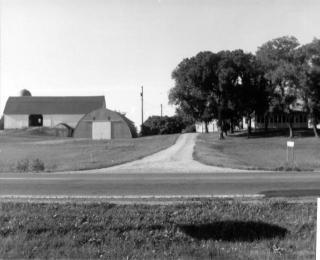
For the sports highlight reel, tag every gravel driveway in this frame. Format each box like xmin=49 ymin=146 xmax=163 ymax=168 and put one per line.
xmin=88 ymin=133 xmax=245 ymax=174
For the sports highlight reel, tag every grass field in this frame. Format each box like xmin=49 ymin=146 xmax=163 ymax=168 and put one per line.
xmin=0 ymin=199 xmax=315 ymax=259
xmin=194 ymin=133 xmax=320 ymax=171
xmin=0 ymin=131 xmax=179 ymax=172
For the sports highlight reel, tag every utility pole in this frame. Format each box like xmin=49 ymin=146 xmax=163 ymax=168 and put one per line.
xmin=140 ymin=86 xmax=144 ymax=125
xmin=160 ymin=104 xmax=163 ymax=118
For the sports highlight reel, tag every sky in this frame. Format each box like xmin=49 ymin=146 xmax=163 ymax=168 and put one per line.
xmin=0 ymin=0 xmax=320 ymax=128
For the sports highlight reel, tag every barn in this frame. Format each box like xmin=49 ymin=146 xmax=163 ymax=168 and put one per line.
xmin=73 ymin=108 xmax=137 ymax=139
xmin=3 ymin=96 xmax=106 ymax=129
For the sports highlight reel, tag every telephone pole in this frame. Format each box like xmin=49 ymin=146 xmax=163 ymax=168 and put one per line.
xmin=160 ymin=104 xmax=163 ymax=118
xmin=140 ymin=86 xmax=144 ymax=125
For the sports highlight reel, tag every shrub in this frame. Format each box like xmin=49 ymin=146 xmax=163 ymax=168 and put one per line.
xmin=15 ymin=158 xmax=45 ymax=172
xmin=30 ymin=158 xmax=45 ymax=172
xmin=16 ymin=159 xmax=30 ymax=172
xmin=140 ymin=116 xmax=186 ymax=136
xmin=182 ymin=125 xmax=196 ymax=133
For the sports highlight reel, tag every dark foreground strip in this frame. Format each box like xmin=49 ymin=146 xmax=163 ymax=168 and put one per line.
xmin=261 ymin=189 xmax=320 ymax=197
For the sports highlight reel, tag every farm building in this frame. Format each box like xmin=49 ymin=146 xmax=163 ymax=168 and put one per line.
xmin=195 ymin=120 xmax=218 ymax=133
xmin=3 ymin=96 xmax=106 ymax=129
xmin=195 ymin=111 xmax=309 ymax=133
xmin=73 ymin=108 xmax=137 ymax=139
xmin=242 ymin=112 xmax=308 ymax=130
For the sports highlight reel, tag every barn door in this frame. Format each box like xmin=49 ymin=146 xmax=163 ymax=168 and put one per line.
xmin=92 ymin=121 xmax=111 ymax=140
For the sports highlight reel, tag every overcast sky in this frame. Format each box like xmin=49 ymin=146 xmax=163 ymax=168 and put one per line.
xmin=1 ymin=0 xmax=319 ymax=127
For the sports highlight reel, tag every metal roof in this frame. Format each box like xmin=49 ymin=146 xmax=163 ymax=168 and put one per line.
xmin=4 ymin=96 xmax=106 ymax=115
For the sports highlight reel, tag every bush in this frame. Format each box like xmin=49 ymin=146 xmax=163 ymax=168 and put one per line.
xmin=140 ymin=116 xmax=186 ymax=136
xmin=182 ymin=125 xmax=196 ymax=133
xmin=30 ymin=158 xmax=45 ymax=172
xmin=15 ymin=158 xmax=45 ymax=172
xmin=16 ymin=159 xmax=30 ymax=172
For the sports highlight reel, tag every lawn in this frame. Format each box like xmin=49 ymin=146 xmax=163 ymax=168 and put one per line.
xmin=0 ymin=131 xmax=179 ymax=172
xmin=194 ymin=133 xmax=320 ymax=171
xmin=0 ymin=199 xmax=316 ymax=259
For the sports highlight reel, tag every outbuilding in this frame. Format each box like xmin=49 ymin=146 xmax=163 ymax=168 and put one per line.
xmin=3 ymin=96 xmax=106 ymax=129
xmin=73 ymin=108 xmax=137 ymax=139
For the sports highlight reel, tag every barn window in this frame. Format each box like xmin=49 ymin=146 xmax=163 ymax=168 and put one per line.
xmin=29 ymin=115 xmax=43 ymax=127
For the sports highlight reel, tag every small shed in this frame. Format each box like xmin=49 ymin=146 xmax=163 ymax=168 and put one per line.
xmin=73 ymin=108 xmax=137 ymax=139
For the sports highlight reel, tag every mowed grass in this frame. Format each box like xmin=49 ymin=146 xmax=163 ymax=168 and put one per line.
xmin=0 ymin=132 xmax=179 ymax=172
xmin=194 ymin=133 xmax=320 ymax=171
xmin=0 ymin=199 xmax=316 ymax=259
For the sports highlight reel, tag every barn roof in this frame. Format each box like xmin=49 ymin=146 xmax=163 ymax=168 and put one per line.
xmin=4 ymin=96 xmax=106 ymax=115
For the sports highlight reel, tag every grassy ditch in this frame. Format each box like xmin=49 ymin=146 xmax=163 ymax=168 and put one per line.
xmin=194 ymin=133 xmax=320 ymax=171
xmin=0 ymin=134 xmax=179 ymax=172
xmin=0 ymin=199 xmax=316 ymax=259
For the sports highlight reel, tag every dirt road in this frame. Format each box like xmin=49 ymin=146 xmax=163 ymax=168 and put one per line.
xmin=89 ymin=133 xmax=245 ymax=174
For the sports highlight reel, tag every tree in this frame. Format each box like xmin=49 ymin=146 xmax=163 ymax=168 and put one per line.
xmin=229 ymin=51 xmax=269 ymax=137
xmin=210 ymin=50 xmax=268 ymax=138
xmin=295 ymin=38 xmax=320 ymax=137
xmin=170 ymin=50 xmax=269 ymax=139
xmin=169 ymin=52 xmax=220 ymax=133
xmin=20 ymin=89 xmax=32 ymax=96
xmin=256 ymin=36 xmax=300 ymax=138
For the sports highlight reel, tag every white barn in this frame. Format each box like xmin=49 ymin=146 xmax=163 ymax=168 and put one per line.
xmin=3 ymin=96 xmax=106 ymax=129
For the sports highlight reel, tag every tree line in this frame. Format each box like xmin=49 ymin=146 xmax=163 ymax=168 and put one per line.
xmin=169 ymin=36 xmax=320 ymax=139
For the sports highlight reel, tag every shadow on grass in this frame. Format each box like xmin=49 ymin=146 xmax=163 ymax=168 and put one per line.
xmin=178 ymin=221 xmax=288 ymax=242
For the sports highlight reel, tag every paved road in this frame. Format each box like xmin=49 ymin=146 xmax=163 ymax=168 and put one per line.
xmin=1 ymin=133 xmax=320 ymax=198
xmin=1 ymin=172 xmax=320 ymax=197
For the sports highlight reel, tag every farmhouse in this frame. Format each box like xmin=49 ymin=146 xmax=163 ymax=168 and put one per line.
xmin=3 ymin=96 xmax=106 ymax=129
xmin=195 ymin=111 xmax=309 ymax=133
xmin=242 ymin=112 xmax=308 ymax=130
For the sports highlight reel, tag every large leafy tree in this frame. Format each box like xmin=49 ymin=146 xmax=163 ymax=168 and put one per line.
xmin=256 ymin=36 xmax=300 ymax=138
xmin=169 ymin=51 xmax=220 ymax=133
xmin=295 ymin=38 xmax=320 ymax=137
xmin=229 ymin=51 xmax=269 ymax=137
xmin=170 ymin=50 xmax=268 ymax=139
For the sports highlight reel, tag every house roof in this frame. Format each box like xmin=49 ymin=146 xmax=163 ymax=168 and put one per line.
xmin=4 ymin=96 xmax=106 ymax=115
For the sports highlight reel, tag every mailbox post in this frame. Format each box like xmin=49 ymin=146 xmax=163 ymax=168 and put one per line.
xmin=286 ymin=141 xmax=295 ymax=164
